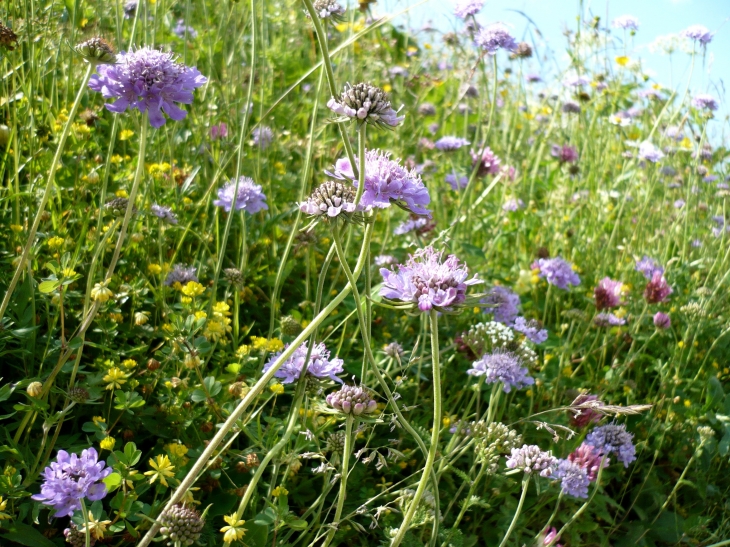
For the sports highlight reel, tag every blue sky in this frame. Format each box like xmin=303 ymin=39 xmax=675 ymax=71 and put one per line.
xmin=380 ymin=0 xmax=730 ymax=134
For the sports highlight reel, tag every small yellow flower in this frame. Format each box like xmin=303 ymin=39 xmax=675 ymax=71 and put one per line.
xmin=221 ymin=514 xmax=247 ymax=545
xmin=271 ymin=486 xmax=288 ymax=497
xmin=92 ymin=416 xmax=106 ymax=426
xmin=274 ymin=161 xmax=286 ymax=175
xmin=165 ymin=443 xmax=189 ymax=459
xmin=677 ymin=341 xmax=684 ymax=348
xmin=148 ymin=264 xmax=162 ymax=275
xmin=181 ymin=296 xmax=193 ymax=304
xmin=182 ymin=281 xmax=205 ymax=297
xmin=213 ymin=301 xmax=231 ymax=316
xmin=115 ymin=189 xmax=128 ymax=198
xmin=110 ymin=154 xmax=123 ymax=164
xmin=103 ymin=367 xmax=128 ymax=390
xmin=382 ymin=83 xmax=392 ymax=93
xmin=144 ymin=454 xmax=176 ymax=487
xmin=236 ymin=345 xmax=251 ymax=358
xmin=0 ymin=496 xmax=11 ymax=520
xmin=183 ymin=197 xmax=193 ymax=205
xmin=194 ymin=311 xmax=208 ymax=320
xmin=134 ymin=311 xmax=150 ymax=325
xmin=122 ymin=359 xmax=137 ymax=369
xmin=615 ymin=56 xmax=629 ymax=66
xmin=100 ymin=436 xmax=116 ymax=451
xmin=10 ymin=224 xmax=23 ymax=233
xmin=47 ymin=236 xmax=65 ymax=249
xmin=119 ymin=129 xmax=134 ymax=140
xmin=270 ymin=383 xmax=285 ymax=395
xmin=91 ymin=281 xmax=114 ymax=303
xmin=81 ymin=514 xmax=112 ymax=540
xmin=61 ymin=267 xmax=77 ymax=278
xmin=184 ymin=354 xmax=201 ymax=369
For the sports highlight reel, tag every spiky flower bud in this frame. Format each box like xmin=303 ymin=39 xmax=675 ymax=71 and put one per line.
xmin=223 ymin=267 xmax=244 ymax=287
xmin=280 ymin=315 xmax=303 ymax=337
xmin=300 ymin=180 xmax=358 ymax=219
xmin=0 ymin=22 xmax=18 ymax=51
xmin=105 ymin=197 xmax=137 ymax=216
xmin=68 ymin=387 xmax=90 ymax=403
xmin=65 ymin=524 xmax=96 ymax=547
xmin=158 ymin=504 xmax=204 ymax=546
xmin=76 ymin=37 xmax=116 ymax=64
xmin=510 ymin=41 xmax=533 ymax=59
xmin=326 ymin=384 xmax=378 ymax=416
xmin=327 ymin=82 xmax=404 ymax=129
xmin=27 ymin=381 xmax=43 ymax=398
xmin=325 ymin=431 xmax=346 ymax=455
xmin=383 ymin=341 xmax=405 ymax=359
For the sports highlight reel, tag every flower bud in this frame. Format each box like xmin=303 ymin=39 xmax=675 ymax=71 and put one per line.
xmin=326 ymin=384 xmax=378 ymax=416
xmin=76 ymin=37 xmax=116 ymax=64
xmin=27 ymin=381 xmax=43 ymax=398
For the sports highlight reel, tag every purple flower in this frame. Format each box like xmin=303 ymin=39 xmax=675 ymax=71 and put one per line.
xmin=562 ymin=101 xmax=581 ymax=114
xmin=680 ymin=24 xmax=714 ymax=45
xmin=506 ymin=445 xmax=557 ymax=476
xmin=553 ymin=459 xmax=590 ymax=498
xmin=454 ymin=0 xmax=484 ymax=19
xmin=513 ymin=316 xmax=548 ymax=344
xmin=482 ymin=286 xmax=520 ymax=325
xmin=446 ymin=173 xmax=469 ymax=191
xmin=88 ymin=47 xmax=207 ymax=128
xmin=308 ymin=0 xmax=346 ymax=20
xmin=435 ymin=136 xmax=470 ymax=151
xmin=394 ymin=217 xmax=429 ymax=236
xmin=674 ymin=199 xmax=686 ymax=209
xmin=418 ymin=103 xmax=436 ymax=116
xmin=638 ymin=140 xmax=664 ymax=163
xmin=502 ymin=197 xmax=524 ymax=211
xmin=470 ymin=146 xmax=501 ymax=177
xmin=329 ymin=150 xmax=431 ymax=216
xmin=644 ymin=271 xmax=672 ymax=303
xmin=210 ymin=122 xmax=228 ymax=140
xmin=551 ymin=144 xmax=579 ymax=164
xmin=389 ymin=66 xmax=409 ymax=78
xmin=594 ymin=313 xmax=626 ymax=327
xmin=123 ymin=0 xmax=137 ymax=18
xmin=173 ymin=19 xmax=197 ymax=39
xmin=263 ymin=341 xmax=344 ymax=384
xmin=594 ymin=277 xmax=623 ymax=310
xmin=692 ymin=94 xmax=718 ymax=111
xmin=164 ymin=264 xmax=198 ymax=286
xmin=326 ymin=384 xmax=378 ymax=415
xmin=635 ymin=256 xmax=663 ymax=279
xmin=327 ymin=82 xmax=404 ymax=129
xmin=612 ymin=15 xmax=639 ymax=31
xmin=525 ymin=73 xmax=542 ymax=83
xmin=653 ymin=311 xmax=671 ymax=329
xmin=638 ymin=89 xmax=662 ymax=100
xmin=150 ymin=204 xmax=178 ymax=224
xmin=213 ymin=177 xmax=268 ymax=213
xmin=380 ymin=246 xmax=481 ymax=312
xmin=375 ymin=255 xmax=397 ymax=267
xmin=32 ymin=448 xmax=112 ymax=517
xmin=569 ymin=394 xmax=602 ymax=428
xmin=428 ymin=122 xmax=440 ymax=134
xmin=568 ymin=443 xmax=608 ymax=481
xmin=252 ymin=126 xmax=274 ymax=149
xmin=585 ymin=423 xmax=636 ymax=467
xmin=532 ymin=257 xmax=581 ymax=290
xmin=475 ymin=23 xmax=517 ymax=55
xmin=664 ymin=126 xmax=683 ymax=141
xmin=562 ymin=74 xmax=590 ymax=88
xmin=467 ymin=349 xmax=534 ymax=392
xmin=299 ymin=180 xmax=358 ymax=218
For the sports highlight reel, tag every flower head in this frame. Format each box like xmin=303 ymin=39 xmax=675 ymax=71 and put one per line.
xmin=567 ymin=442 xmax=608 ymax=481
xmin=446 ymin=173 xmax=469 ymax=190
xmin=0 ymin=22 xmax=18 ymax=51
xmin=635 ymin=256 xmax=663 ymax=279
xmin=213 ymin=177 xmax=268 ymax=213
xmin=76 ymin=37 xmax=116 ymax=64
xmin=435 ymin=136 xmax=470 ymax=151
xmin=327 ymin=82 xmax=404 ymax=129
xmin=159 ymin=504 xmax=204 ymax=546
xmin=210 ymin=122 xmax=228 ymax=140
xmin=482 ymin=286 xmax=520 ymax=325
xmin=691 ymin=94 xmax=718 ymax=111
xmin=475 ymin=23 xmax=517 ymax=55
xmin=680 ymin=24 xmax=713 ymax=45
xmin=454 ymin=0 xmax=484 ymax=19
xmin=612 ymin=15 xmax=639 ymax=31
xmin=513 ymin=316 xmax=548 ymax=344
xmin=326 ymin=384 xmax=379 ymax=416
xmin=553 ymin=459 xmax=590 ymax=498
xmin=300 ymin=180 xmax=358 ymax=219
xmin=638 ymin=141 xmax=664 ymax=163
xmin=562 ymin=101 xmax=581 ymax=114
xmin=594 ymin=313 xmax=626 ymax=327
xmin=150 ymin=204 xmax=178 ymax=224
xmin=585 ymin=423 xmax=636 ymax=467
xmin=532 ymin=257 xmax=581 ymax=289
xmin=144 ymin=454 xmax=176 ymax=487
xmin=164 ymin=264 xmax=198 ymax=286
xmin=32 ymin=448 xmax=112 ymax=517
xmin=644 ymin=271 xmax=672 ymax=303
xmin=551 ymin=144 xmax=578 ymax=164
xmin=221 ymin=514 xmax=247 ymax=545
xmin=467 ymin=349 xmax=534 ymax=392
xmin=262 ymin=341 xmax=344 ymax=384
xmin=88 ymin=47 xmax=207 ymax=128
xmin=308 ymin=0 xmax=346 ymax=20
xmin=594 ymin=277 xmax=623 ymax=310
xmin=252 ymin=126 xmax=274 ymax=148
xmin=506 ymin=445 xmax=557 ymax=477
xmin=394 ymin=217 xmax=431 ymax=236
xmin=383 ymin=342 xmax=405 ymax=358
xmin=569 ymin=394 xmax=602 ymax=428
xmin=173 ymin=20 xmax=197 ymax=40
xmin=470 ymin=146 xmax=501 ymax=177
xmin=380 ymin=246 xmax=481 ymax=312
xmin=653 ymin=311 xmax=671 ymax=329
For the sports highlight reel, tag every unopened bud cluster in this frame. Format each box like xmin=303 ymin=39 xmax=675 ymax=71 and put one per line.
xmin=327 ymin=82 xmax=404 ymax=129
xmin=64 ymin=525 xmax=96 ymax=547
xmin=300 ymin=180 xmax=357 ymax=219
xmin=106 ymin=197 xmax=137 ymax=216
xmin=158 ymin=504 xmax=205 ymax=546
xmin=326 ymin=384 xmax=378 ymax=416
xmin=76 ymin=37 xmax=116 ymax=64
xmin=280 ymin=315 xmax=304 ymax=336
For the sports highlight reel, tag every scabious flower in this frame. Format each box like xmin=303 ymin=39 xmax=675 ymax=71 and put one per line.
xmin=471 ymin=146 xmax=501 ymax=177
xmin=380 ymin=246 xmax=481 ymax=312
xmin=594 ymin=313 xmax=626 ymax=327
xmin=612 ymin=15 xmax=639 ymax=31
xmin=692 ymin=94 xmax=718 ymax=111
xmin=638 ymin=141 xmax=664 ymax=163
xmin=569 ymin=394 xmax=602 ymax=428
xmin=635 ymin=256 xmax=663 ymax=279
xmin=32 ymin=448 xmax=112 ymax=517
xmin=674 ymin=199 xmax=685 ymax=209
xmin=252 ymin=126 xmax=274 ymax=149
xmin=329 ymin=150 xmax=430 ymax=215
xmin=568 ymin=443 xmax=608 ymax=481
xmin=446 ymin=173 xmax=468 ymax=190
xmin=482 ymin=286 xmax=520 ymax=325
xmin=585 ymin=423 xmax=636 ymax=467
xmin=526 ymin=73 xmax=542 ymax=83
xmin=173 ymin=19 xmax=197 ymax=39
xmin=123 ymin=0 xmax=137 ymax=18
xmin=562 ymin=101 xmax=581 ymax=113
xmin=210 ymin=122 xmax=228 ymax=140
xmin=375 ymin=255 xmax=397 ymax=267
xmin=553 ymin=459 xmax=590 ymax=498
xmin=164 ymin=264 xmax=198 ymax=286
xmin=513 ymin=316 xmax=548 ymax=344
xmin=653 ymin=311 xmax=671 ymax=329
xmin=680 ymin=24 xmax=713 ymax=45
xmin=383 ymin=342 xmax=405 ymax=358
xmin=502 ymin=197 xmax=524 ymax=212
xmin=262 ymin=341 xmax=344 ymax=384
xmin=562 ymin=74 xmax=590 ymax=88
xmin=299 ymin=180 xmax=358 ymax=219
xmin=393 ymin=217 xmax=429 ymax=235
xmin=454 ymin=0 xmax=484 ymax=19
xmin=307 ymin=0 xmax=346 ymax=20
xmin=88 ymin=47 xmax=207 ymax=128
xmin=213 ymin=177 xmax=268 ymax=213
xmin=644 ymin=271 xmax=672 ymax=303
xmin=467 ymin=349 xmax=534 ymax=393
xmin=159 ymin=504 xmax=205 ymax=546
xmin=326 ymin=384 xmax=378 ymax=416
xmin=327 ymin=82 xmax=404 ymax=129
xmin=532 ymin=257 xmax=580 ymax=289
xmin=594 ymin=277 xmax=623 ymax=310
xmin=434 ymin=136 xmax=470 ymax=151
xmin=150 ymin=204 xmax=178 ymax=224
xmin=551 ymin=144 xmax=578 ymax=164
xmin=475 ymin=23 xmax=517 ymax=55
xmin=76 ymin=37 xmax=117 ymax=65
xmin=506 ymin=445 xmax=557 ymax=477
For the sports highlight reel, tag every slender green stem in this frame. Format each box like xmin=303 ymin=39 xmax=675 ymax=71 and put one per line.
xmin=81 ymin=499 xmax=91 ymax=547
xmin=322 ymin=414 xmax=355 ymax=547
xmin=353 ymin=124 xmax=367 ymax=206
xmin=498 ymin=476 xmax=529 ymax=547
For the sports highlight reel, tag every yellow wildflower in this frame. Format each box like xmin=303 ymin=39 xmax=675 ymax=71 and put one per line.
xmin=274 ymin=161 xmax=286 ymax=175
xmin=181 ymin=296 xmax=192 ymax=304
xmin=100 ymin=437 xmax=116 ymax=451
xmin=236 ymin=345 xmax=251 ymax=358
xmin=0 ymin=496 xmax=11 ymax=520
xmin=213 ymin=301 xmax=231 ymax=317
xmin=103 ymin=367 xmax=128 ymax=390
xmin=61 ymin=267 xmax=77 ymax=278
xmin=134 ymin=311 xmax=149 ymax=325
xmin=110 ymin=154 xmax=123 ymax=164
xmin=10 ymin=224 xmax=23 ymax=232
xmin=92 ymin=416 xmax=106 ymax=426
xmin=615 ymin=56 xmax=629 ymax=66
xmin=205 ymin=318 xmax=231 ymax=342
xmin=182 ymin=281 xmax=205 ymax=297
xmin=165 ymin=443 xmax=189 ymax=459
xmin=194 ymin=311 xmax=208 ymax=320
xmin=270 ymin=383 xmax=285 ymax=395
xmin=81 ymin=514 xmax=111 ymax=540
xmin=115 ymin=189 xmax=128 ymax=198
xmin=148 ymin=263 xmax=162 ymax=275
xmin=47 ymin=236 xmax=65 ymax=249
xmin=221 ymin=514 xmax=247 ymax=544
xmin=122 ymin=359 xmax=137 ymax=369
xmin=144 ymin=454 xmax=175 ymax=487
xmin=119 ymin=129 xmax=134 ymax=140
xmin=271 ymin=486 xmax=288 ymax=497
xmin=91 ymin=281 xmax=114 ymax=303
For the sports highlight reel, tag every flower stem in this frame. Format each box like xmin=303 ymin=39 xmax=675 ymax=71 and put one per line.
xmin=498 ymin=475 xmax=529 ymax=547
xmin=80 ymin=498 xmax=91 ymax=547
xmin=0 ymin=63 xmax=93 ymax=323
xmin=322 ymin=414 xmax=355 ymax=547
xmin=353 ymin=124 xmax=367 ymax=206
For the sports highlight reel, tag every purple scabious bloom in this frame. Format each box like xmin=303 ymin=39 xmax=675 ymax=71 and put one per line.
xmin=664 ymin=126 xmax=683 ymax=141
xmin=553 ymin=459 xmax=590 ymax=498
xmin=585 ymin=423 xmax=636 ymax=467
xmin=562 ymin=74 xmax=590 ymax=88
xmin=482 ymin=286 xmax=520 ymax=325
xmin=467 ymin=349 xmax=534 ymax=393
xmin=594 ymin=313 xmax=626 ymax=327
xmin=551 ymin=144 xmax=579 ymax=164
xmin=638 ymin=141 xmax=664 ymax=163
xmin=308 ymin=0 xmax=346 ymax=20
xmin=164 ymin=264 xmax=198 ymax=286
xmin=383 ymin=341 xmax=405 ymax=358
xmin=692 ymin=94 xmax=718 ymax=111
xmin=375 ymin=255 xmax=397 ymax=267
xmin=32 ymin=448 xmax=112 ymax=517
xmin=435 ymin=136 xmax=470 ymax=151
xmin=454 ymin=0 xmax=484 ymax=19
xmin=513 ymin=316 xmax=548 ymax=344
xmin=471 ymin=146 xmax=501 ymax=177
xmin=263 ymin=341 xmax=344 ymax=384
xmin=173 ymin=19 xmax=197 ymax=39
xmin=380 ymin=246 xmax=481 ymax=312
xmin=635 ymin=256 xmax=663 ymax=279
xmin=568 ymin=443 xmax=608 ymax=481
xmin=123 ymin=0 xmax=137 ymax=18
xmin=525 ymin=73 xmax=542 ymax=83
xmin=638 ymin=88 xmax=662 ymax=100
xmin=327 ymin=82 xmax=404 ymax=129
xmin=674 ymin=199 xmax=686 ymax=209
xmin=653 ymin=311 xmax=671 ymax=329
xmin=612 ymin=15 xmax=639 ymax=31
xmin=329 ymin=150 xmax=431 ymax=216
xmin=88 ymin=47 xmax=207 ymax=128
xmin=680 ymin=24 xmax=714 ymax=45
xmin=213 ymin=177 xmax=268 ymax=213
xmin=594 ymin=277 xmax=623 ymax=310
xmin=532 ymin=257 xmax=580 ymax=289
xmin=502 ymin=197 xmax=524 ymax=212
xmin=570 ymin=394 xmax=602 ymax=428
xmin=394 ymin=217 xmax=428 ymax=235
xmin=446 ymin=173 xmax=469 ymax=191
xmin=210 ymin=122 xmax=228 ymax=140
xmin=562 ymin=101 xmax=581 ymax=114
xmin=150 ymin=204 xmax=178 ymax=224
xmin=506 ymin=445 xmax=557 ymax=477
xmin=644 ymin=272 xmax=672 ymax=303
xmin=252 ymin=126 xmax=274 ymax=149
xmin=389 ymin=66 xmax=409 ymax=78
xmin=475 ymin=23 xmax=517 ymax=55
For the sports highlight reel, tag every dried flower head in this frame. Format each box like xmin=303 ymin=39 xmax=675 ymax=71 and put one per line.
xmin=511 ymin=42 xmax=533 ymax=59
xmin=223 ymin=267 xmax=243 ymax=287
xmin=326 ymin=384 xmax=378 ymax=416
xmin=506 ymin=445 xmax=557 ymax=477
xmin=105 ymin=197 xmax=136 ymax=216
xmin=280 ymin=316 xmax=303 ymax=337
xmin=65 ymin=524 xmax=96 ymax=547
xmin=159 ymin=504 xmax=205 ymax=546
xmin=300 ymin=180 xmax=358 ymax=219
xmin=76 ymin=37 xmax=116 ymax=64
xmin=0 ymin=22 xmax=18 ymax=51
xmin=327 ymin=82 xmax=404 ymax=129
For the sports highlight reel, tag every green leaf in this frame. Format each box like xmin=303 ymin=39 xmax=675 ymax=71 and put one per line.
xmin=104 ymin=472 xmax=123 ymax=492
xmin=191 ymin=389 xmax=208 ymax=403
xmin=38 ymin=280 xmax=60 ymax=294
xmin=1 ymin=523 xmax=58 ymax=547
xmin=287 ymin=519 xmax=308 ymax=531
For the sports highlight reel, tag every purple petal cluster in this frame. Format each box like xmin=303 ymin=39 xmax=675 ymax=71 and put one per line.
xmin=454 ymin=0 xmax=484 ymax=19
xmin=32 ymin=448 xmax=112 ymax=517
xmin=653 ymin=311 xmax=671 ymax=329
xmin=326 ymin=384 xmax=378 ymax=415
xmin=482 ymin=286 xmax=520 ymax=325
xmin=252 ymin=126 xmax=274 ymax=149
xmin=505 ymin=445 xmax=557 ymax=477
xmin=594 ymin=313 xmax=626 ymax=327
xmin=263 ymin=341 xmax=344 ymax=384
xmin=638 ymin=141 xmax=664 ymax=163
xmin=562 ymin=101 xmax=581 ymax=114
xmin=691 ymin=94 xmax=718 ymax=111
xmin=475 ymin=24 xmax=517 ymax=55
xmin=467 ymin=349 xmax=534 ymax=393
xmin=644 ymin=272 xmax=672 ymax=303
xmin=568 ymin=443 xmax=608 ymax=481
xmin=150 ymin=204 xmax=178 ymax=224
xmin=551 ymin=144 xmax=579 ymax=164
xmin=380 ymin=246 xmax=481 ymax=312
xmin=562 ymin=74 xmax=590 ymax=88
xmin=394 ymin=217 xmax=429 ymax=236
xmin=88 ymin=47 xmax=207 ymax=128
xmin=435 ymin=136 xmax=470 ymax=151
xmin=470 ymin=146 xmax=501 ymax=177
xmin=513 ymin=316 xmax=548 ymax=344
xmin=553 ymin=459 xmax=590 ymax=498
xmin=594 ymin=277 xmax=623 ymax=310
xmin=612 ymin=15 xmax=639 ymax=31
xmin=502 ymin=197 xmax=524 ymax=212
xmin=585 ymin=423 xmax=636 ymax=467
xmin=210 ymin=122 xmax=228 ymax=140
xmin=446 ymin=173 xmax=469 ymax=190
xmin=532 ymin=257 xmax=581 ymax=289
xmin=164 ymin=264 xmax=198 ymax=286
xmin=680 ymin=24 xmax=713 ymax=44
xmin=330 ymin=150 xmax=431 ymax=216
xmin=213 ymin=177 xmax=268 ymax=214
xmin=173 ymin=20 xmax=197 ymax=39
xmin=635 ymin=256 xmax=663 ymax=279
